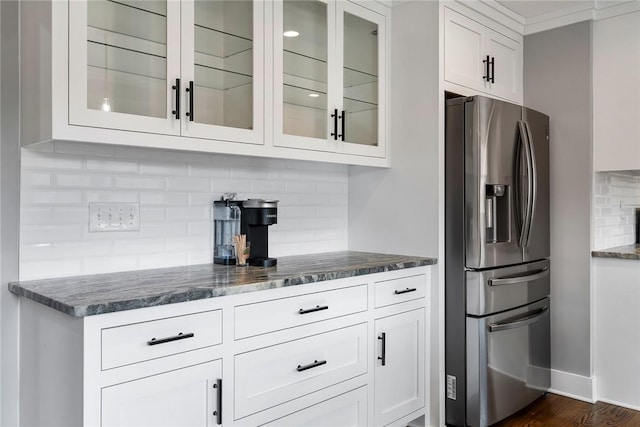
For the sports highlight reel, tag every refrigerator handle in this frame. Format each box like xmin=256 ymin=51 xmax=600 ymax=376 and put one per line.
xmin=488 ymin=267 xmax=549 ymax=286
xmin=517 ymin=121 xmax=533 ymax=248
xmin=524 ymin=121 xmax=538 ymax=248
xmin=488 ymin=305 xmax=549 ymax=333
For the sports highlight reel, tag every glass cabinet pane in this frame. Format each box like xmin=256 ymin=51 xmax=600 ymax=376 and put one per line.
xmin=282 ymin=0 xmax=328 ymax=139
xmin=343 ymin=12 xmax=378 ymax=146
xmin=193 ymin=0 xmax=253 ymax=129
xmin=87 ymin=0 xmax=168 ymax=118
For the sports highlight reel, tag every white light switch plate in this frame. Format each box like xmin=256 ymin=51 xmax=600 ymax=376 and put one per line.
xmin=89 ymin=202 xmax=140 ymax=232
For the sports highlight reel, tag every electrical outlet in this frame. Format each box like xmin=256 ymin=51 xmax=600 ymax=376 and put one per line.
xmin=89 ymin=202 xmax=140 ymax=232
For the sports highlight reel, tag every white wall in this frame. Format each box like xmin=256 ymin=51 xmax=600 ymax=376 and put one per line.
xmin=524 ymin=21 xmax=594 ymax=394
xmin=349 ymin=1 xmax=440 ymax=424
xmin=20 ymin=142 xmax=349 ymax=280
xmin=593 ymin=172 xmax=640 ymax=250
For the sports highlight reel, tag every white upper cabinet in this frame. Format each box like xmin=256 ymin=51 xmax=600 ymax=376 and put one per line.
xmin=593 ymin=10 xmax=640 ymax=172
xmin=443 ymin=7 xmax=523 ymax=104
xmin=273 ymin=0 xmax=387 ymax=159
xmin=21 ymin=0 xmax=390 ymax=167
xmin=67 ymin=0 xmax=263 ymax=144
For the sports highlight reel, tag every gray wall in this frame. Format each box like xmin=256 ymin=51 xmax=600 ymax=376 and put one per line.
xmin=1 ymin=1 xmax=21 ymax=424
xmin=524 ymin=22 xmax=592 ymax=377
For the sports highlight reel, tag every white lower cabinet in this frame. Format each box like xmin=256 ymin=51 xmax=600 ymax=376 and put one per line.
xmin=374 ymin=309 xmax=425 ymax=426
xmin=260 ymin=386 xmax=368 ymax=427
xmin=234 ymin=323 xmax=368 ymax=419
xmin=102 ymin=360 xmax=222 ymax=427
xmin=18 ymin=267 xmax=430 ymax=427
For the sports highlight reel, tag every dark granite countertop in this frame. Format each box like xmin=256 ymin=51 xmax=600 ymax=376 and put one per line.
xmin=9 ymin=251 xmax=436 ymax=317
xmin=591 ymin=244 xmax=640 ymax=260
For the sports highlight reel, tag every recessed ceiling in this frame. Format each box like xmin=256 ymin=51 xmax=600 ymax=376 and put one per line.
xmin=496 ymin=0 xmax=594 ymax=19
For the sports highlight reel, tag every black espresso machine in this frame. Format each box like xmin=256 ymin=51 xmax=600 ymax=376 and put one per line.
xmin=213 ymin=196 xmax=278 ymax=267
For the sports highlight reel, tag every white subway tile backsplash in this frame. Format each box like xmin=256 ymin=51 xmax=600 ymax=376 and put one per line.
xmin=166 ymin=176 xmax=211 ymax=192
xmin=140 ymin=192 xmax=189 ymax=206
xmin=22 ymin=191 xmax=84 ymax=206
xmin=55 ymin=174 xmax=113 ymax=188
xmin=114 ymin=176 xmax=165 ymax=190
xmin=593 ymin=172 xmax=640 ymax=250
xmin=140 ymin=162 xmax=189 ymax=176
xmin=22 ymin=153 xmax=83 ymax=170
xmin=20 ymin=145 xmax=349 ymax=280
xmin=86 ymin=159 xmax=138 ymax=173
xmin=22 ymin=172 xmax=53 ymax=187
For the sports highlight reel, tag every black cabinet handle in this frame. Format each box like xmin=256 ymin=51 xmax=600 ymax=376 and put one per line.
xmin=483 ymin=55 xmax=490 ymax=82
xmin=186 ymin=80 xmax=194 ymax=122
xmin=394 ymin=287 xmax=417 ymax=295
xmin=330 ymin=109 xmax=339 ymax=140
xmin=297 ymin=359 xmax=327 ymax=372
xmin=378 ymin=332 xmax=386 ymax=366
xmin=489 ymin=57 xmax=495 ymax=83
xmin=339 ymin=110 xmax=345 ymax=141
xmin=299 ymin=305 xmax=329 ymax=315
xmin=147 ymin=332 xmax=194 ymax=346
xmin=171 ymin=78 xmax=180 ymax=119
xmin=212 ymin=379 xmax=222 ymax=425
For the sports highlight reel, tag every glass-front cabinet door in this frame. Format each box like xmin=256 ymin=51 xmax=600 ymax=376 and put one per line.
xmin=69 ymin=0 xmax=181 ymax=135
xmin=180 ymin=0 xmax=264 ymax=144
xmin=274 ymin=0 xmax=386 ymax=158
xmin=68 ymin=0 xmax=263 ymax=144
xmin=274 ymin=0 xmax=337 ymax=152
xmin=337 ymin=1 xmax=386 ymax=157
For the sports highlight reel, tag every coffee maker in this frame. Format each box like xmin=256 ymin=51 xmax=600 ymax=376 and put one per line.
xmin=213 ymin=195 xmax=278 ymax=267
xmin=240 ymin=199 xmax=278 ymax=267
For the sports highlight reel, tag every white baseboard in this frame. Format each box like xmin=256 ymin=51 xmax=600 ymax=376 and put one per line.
xmin=596 ymin=397 xmax=640 ymax=412
xmin=549 ymin=369 xmax=595 ymax=403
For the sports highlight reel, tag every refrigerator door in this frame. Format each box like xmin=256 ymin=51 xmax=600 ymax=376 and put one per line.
xmin=522 ymin=108 xmax=551 ymax=261
xmin=466 ymin=259 xmax=550 ymax=316
xmin=465 ymin=96 xmax=524 ymax=269
xmin=466 ymin=297 xmax=551 ymax=427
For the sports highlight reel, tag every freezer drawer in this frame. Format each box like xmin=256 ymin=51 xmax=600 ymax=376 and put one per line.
xmin=466 ymin=259 xmax=550 ymax=316
xmin=466 ymin=298 xmax=550 ymax=427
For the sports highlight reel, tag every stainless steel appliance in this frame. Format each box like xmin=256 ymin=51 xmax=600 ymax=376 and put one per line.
xmin=445 ymin=95 xmax=551 ymax=427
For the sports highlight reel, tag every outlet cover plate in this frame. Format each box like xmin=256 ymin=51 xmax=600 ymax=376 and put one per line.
xmin=89 ymin=202 xmax=140 ymax=232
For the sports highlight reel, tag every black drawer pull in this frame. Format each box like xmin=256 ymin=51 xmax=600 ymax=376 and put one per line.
xmin=212 ymin=379 xmax=222 ymax=425
xmin=378 ymin=333 xmax=386 ymax=366
xmin=394 ymin=287 xmax=417 ymax=295
xmin=147 ymin=332 xmax=194 ymax=346
xmin=299 ymin=305 xmax=329 ymax=315
xmin=297 ymin=359 xmax=327 ymax=372
xmin=171 ymin=78 xmax=180 ymax=119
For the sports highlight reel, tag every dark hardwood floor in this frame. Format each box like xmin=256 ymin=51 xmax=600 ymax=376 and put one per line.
xmin=493 ymin=393 xmax=640 ymax=426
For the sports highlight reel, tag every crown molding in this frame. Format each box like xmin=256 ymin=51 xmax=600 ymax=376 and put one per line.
xmin=444 ymin=0 xmax=640 ymax=36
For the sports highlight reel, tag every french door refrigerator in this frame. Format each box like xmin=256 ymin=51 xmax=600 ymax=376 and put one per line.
xmin=445 ymin=95 xmax=551 ymax=427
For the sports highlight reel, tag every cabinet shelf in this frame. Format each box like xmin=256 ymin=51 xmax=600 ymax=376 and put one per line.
xmin=283 ymin=84 xmax=327 ymax=111
xmin=195 ymin=23 xmax=252 ymax=59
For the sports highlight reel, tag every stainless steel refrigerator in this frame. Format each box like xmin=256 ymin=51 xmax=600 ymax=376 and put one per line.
xmin=445 ymin=95 xmax=551 ymax=427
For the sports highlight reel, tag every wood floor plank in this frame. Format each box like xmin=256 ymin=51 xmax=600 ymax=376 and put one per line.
xmin=492 ymin=393 xmax=640 ymax=427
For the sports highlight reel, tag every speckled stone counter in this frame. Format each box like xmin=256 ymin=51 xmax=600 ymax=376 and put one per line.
xmin=9 ymin=251 xmax=436 ymax=317
xmin=592 ymin=244 xmax=640 ymax=260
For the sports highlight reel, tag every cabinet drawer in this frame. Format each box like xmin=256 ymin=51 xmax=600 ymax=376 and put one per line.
xmin=374 ymin=274 xmax=426 ymax=308
xmin=234 ymin=284 xmax=367 ymax=339
xmin=234 ymin=323 xmax=368 ymax=419
xmin=260 ymin=386 xmax=368 ymax=427
xmin=101 ymin=310 xmax=222 ymax=370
